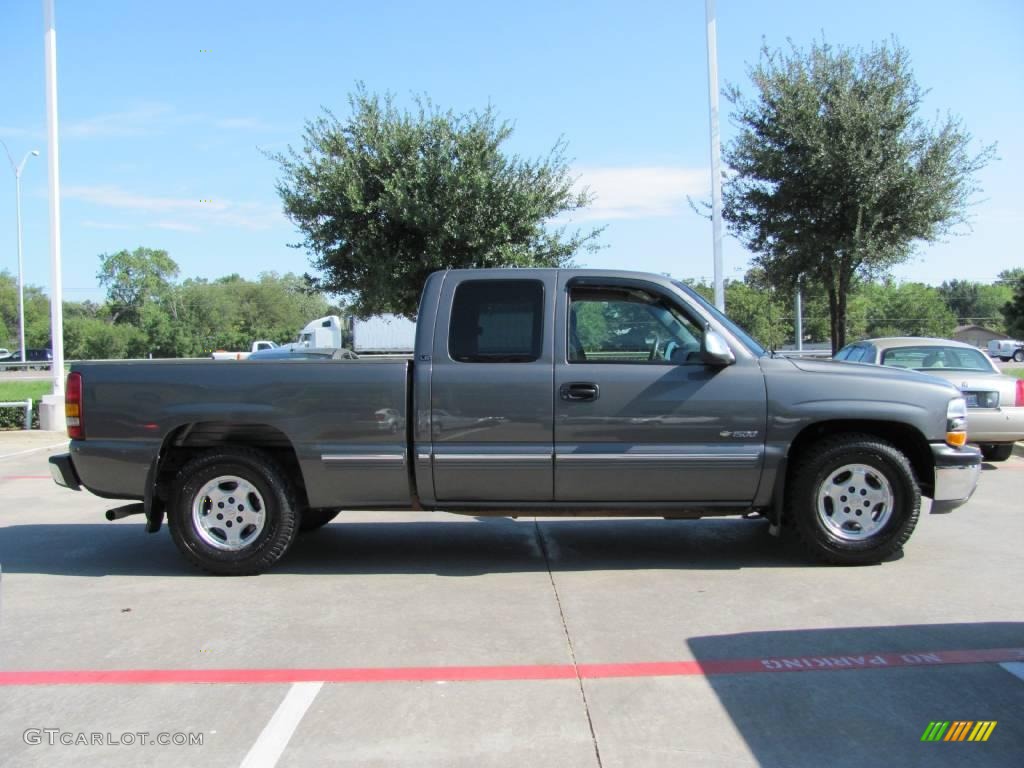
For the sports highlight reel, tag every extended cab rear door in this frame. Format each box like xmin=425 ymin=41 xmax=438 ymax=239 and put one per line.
xmin=428 ymin=271 xmax=556 ymax=501
xmin=553 ymin=273 xmax=767 ymax=503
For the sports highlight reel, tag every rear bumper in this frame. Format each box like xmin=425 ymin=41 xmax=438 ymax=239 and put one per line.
xmin=48 ymin=453 xmax=82 ymax=491
xmin=929 ymin=443 xmax=981 ymax=514
xmin=965 ymin=406 xmax=1024 ymax=443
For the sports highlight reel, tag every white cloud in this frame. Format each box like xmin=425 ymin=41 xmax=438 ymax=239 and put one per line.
xmin=0 ymin=126 xmax=40 ymax=140
xmin=213 ymin=117 xmax=276 ymax=131
xmin=63 ymin=104 xmax=280 ymax=139
xmin=571 ymin=165 xmax=710 ymax=221
xmin=153 ymin=219 xmax=202 ymax=233
xmin=64 ymin=185 xmax=284 ymax=231
xmin=64 ymin=103 xmax=176 ymax=139
xmin=80 ymin=219 xmax=130 ymax=231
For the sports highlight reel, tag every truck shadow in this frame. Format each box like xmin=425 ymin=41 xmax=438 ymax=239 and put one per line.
xmin=0 ymin=517 xmax=846 ymax=577
xmin=679 ymin=622 xmax=1024 ymax=767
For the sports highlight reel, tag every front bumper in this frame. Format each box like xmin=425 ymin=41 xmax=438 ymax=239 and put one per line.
xmin=48 ymin=453 xmax=82 ymax=491
xmin=929 ymin=443 xmax=981 ymax=514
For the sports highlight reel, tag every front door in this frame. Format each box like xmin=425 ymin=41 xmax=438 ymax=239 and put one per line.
xmin=554 ymin=276 xmax=766 ymax=503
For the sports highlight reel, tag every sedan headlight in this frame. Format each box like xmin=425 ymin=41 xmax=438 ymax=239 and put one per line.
xmin=946 ymin=397 xmax=967 ymax=447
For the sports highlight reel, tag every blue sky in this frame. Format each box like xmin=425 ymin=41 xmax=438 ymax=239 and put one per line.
xmin=1 ymin=0 xmax=1021 ymax=305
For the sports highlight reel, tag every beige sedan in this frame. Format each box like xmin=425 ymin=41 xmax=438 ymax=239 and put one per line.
xmin=836 ymin=337 xmax=1024 ymax=462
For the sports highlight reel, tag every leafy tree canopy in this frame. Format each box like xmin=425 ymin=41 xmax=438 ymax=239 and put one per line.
xmin=97 ymin=247 xmax=179 ymax=325
xmin=722 ymin=38 xmax=994 ymax=352
xmin=1003 ymin=275 xmax=1024 ymax=338
xmin=273 ymin=84 xmax=602 ymax=317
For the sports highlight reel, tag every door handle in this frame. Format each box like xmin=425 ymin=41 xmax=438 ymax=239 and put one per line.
xmin=560 ymin=382 xmax=600 ymax=402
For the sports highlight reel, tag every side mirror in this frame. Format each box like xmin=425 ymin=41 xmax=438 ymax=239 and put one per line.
xmin=702 ymin=330 xmax=735 ymax=367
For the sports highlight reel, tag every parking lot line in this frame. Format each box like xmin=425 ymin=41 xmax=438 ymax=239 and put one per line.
xmin=2 ymin=646 xmax=1021 ymax=687
xmin=1000 ymin=662 xmax=1024 ymax=683
xmin=239 ymin=681 xmax=323 ymax=768
xmin=0 ymin=442 xmax=67 ymax=461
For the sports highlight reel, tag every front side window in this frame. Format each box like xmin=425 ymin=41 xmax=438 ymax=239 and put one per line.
xmin=449 ymin=280 xmax=544 ymax=363
xmin=568 ymin=285 xmax=704 ymax=364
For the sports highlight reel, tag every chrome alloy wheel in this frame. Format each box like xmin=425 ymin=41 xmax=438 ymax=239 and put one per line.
xmin=815 ymin=463 xmax=894 ymax=541
xmin=191 ymin=475 xmax=266 ymax=551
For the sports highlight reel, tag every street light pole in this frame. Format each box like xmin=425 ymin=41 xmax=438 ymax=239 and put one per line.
xmin=1 ymin=142 xmax=40 ymax=364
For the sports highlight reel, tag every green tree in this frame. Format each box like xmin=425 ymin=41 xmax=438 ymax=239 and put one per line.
xmin=722 ymin=39 xmax=994 ymax=352
xmin=64 ymin=315 xmax=145 ymax=360
xmin=723 ymin=279 xmax=790 ymax=351
xmin=861 ymin=281 xmax=956 ymax=338
xmin=273 ymin=85 xmax=602 ymax=317
xmin=97 ymin=247 xmax=179 ymax=325
xmin=1003 ymin=275 xmax=1024 ymax=338
xmin=997 ymin=268 xmax=1024 ymax=285
xmin=938 ymin=279 xmax=981 ymax=322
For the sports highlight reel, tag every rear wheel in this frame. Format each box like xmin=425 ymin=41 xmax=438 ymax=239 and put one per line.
xmin=786 ymin=435 xmax=920 ymax=565
xmin=980 ymin=444 xmax=1014 ymax=462
xmin=168 ymin=448 xmax=300 ymax=575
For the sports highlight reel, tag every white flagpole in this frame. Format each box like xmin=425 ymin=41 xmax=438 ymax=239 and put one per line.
xmin=43 ymin=0 xmax=65 ymax=397
xmin=705 ymin=0 xmax=725 ymax=312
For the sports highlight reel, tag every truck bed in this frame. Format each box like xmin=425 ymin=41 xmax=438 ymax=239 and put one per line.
xmin=70 ymin=358 xmax=412 ymax=508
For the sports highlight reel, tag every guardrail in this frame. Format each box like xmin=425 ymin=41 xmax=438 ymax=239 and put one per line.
xmin=0 ymin=399 xmax=33 ymax=430
xmin=0 ymin=361 xmax=53 ymax=372
xmin=773 ymin=349 xmax=833 ymax=359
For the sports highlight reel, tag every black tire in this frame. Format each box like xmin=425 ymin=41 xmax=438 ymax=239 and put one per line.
xmin=980 ymin=444 xmax=1014 ymax=462
xmin=785 ymin=434 xmax=920 ymax=565
xmin=300 ymin=509 xmax=340 ymax=532
xmin=1000 ymin=356 xmax=1010 ymax=362
xmin=1013 ymin=349 xmax=1024 ymax=363
xmin=168 ymin=448 xmax=300 ymax=575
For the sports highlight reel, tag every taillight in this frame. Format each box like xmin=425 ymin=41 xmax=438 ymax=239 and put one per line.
xmin=1016 ymin=379 xmax=1024 ymax=407
xmin=66 ymin=372 xmax=84 ymax=439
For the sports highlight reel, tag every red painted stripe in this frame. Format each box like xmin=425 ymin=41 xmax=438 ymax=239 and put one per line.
xmin=1 ymin=647 xmax=1021 ymax=687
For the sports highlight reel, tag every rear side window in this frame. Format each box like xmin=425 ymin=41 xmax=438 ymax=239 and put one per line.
xmin=449 ymin=280 xmax=544 ymax=363
xmin=844 ymin=346 xmax=866 ymax=363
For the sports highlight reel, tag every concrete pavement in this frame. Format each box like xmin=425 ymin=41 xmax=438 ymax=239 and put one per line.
xmin=0 ymin=432 xmax=1022 ymax=767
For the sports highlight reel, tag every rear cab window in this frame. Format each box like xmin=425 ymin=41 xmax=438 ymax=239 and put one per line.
xmin=448 ymin=280 xmax=544 ymax=363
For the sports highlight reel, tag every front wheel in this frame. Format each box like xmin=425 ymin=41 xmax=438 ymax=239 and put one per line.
xmin=786 ymin=435 xmax=920 ymax=565
xmin=168 ymin=448 xmax=300 ymax=575
xmin=1013 ymin=349 xmax=1024 ymax=363
xmin=980 ymin=444 xmax=1014 ymax=462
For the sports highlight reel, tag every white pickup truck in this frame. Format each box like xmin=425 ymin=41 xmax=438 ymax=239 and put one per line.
xmin=210 ymin=341 xmax=278 ymax=361
xmin=987 ymin=339 xmax=1024 ymax=363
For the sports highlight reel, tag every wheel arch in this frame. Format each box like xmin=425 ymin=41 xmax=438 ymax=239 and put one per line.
xmin=152 ymin=422 xmax=311 ymax=524
xmin=785 ymin=419 xmax=934 ymax=499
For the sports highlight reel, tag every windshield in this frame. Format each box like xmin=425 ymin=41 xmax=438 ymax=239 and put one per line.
xmin=880 ymin=345 xmax=997 ymax=372
xmin=672 ymin=281 xmax=766 ymax=357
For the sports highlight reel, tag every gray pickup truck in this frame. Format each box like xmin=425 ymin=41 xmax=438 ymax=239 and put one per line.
xmin=49 ymin=269 xmax=981 ymax=575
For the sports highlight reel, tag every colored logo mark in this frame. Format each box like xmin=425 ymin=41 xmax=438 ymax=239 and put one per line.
xmin=921 ymin=721 xmax=997 ymax=742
